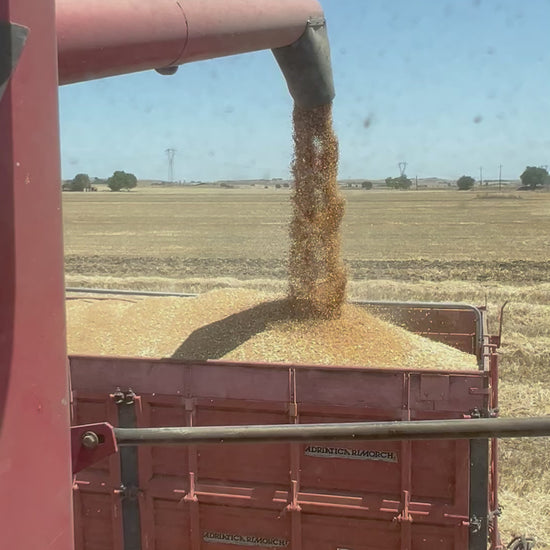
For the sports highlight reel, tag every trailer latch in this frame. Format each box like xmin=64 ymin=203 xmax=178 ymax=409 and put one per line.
xmin=71 ymin=422 xmax=117 ymax=474
xmin=470 ymin=514 xmax=482 ymax=534
xmin=114 ymin=484 xmax=141 ymax=501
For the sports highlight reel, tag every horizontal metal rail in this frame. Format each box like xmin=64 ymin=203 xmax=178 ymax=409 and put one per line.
xmin=66 ymin=287 xmax=197 ymax=298
xmin=114 ymin=417 xmax=550 ymax=446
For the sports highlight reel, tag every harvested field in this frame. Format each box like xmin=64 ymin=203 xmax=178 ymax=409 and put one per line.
xmin=66 ymin=289 xmax=476 ymax=370
xmin=62 ymin=188 xmax=550 ymax=270
xmin=63 ymin=188 xmax=550 ymax=547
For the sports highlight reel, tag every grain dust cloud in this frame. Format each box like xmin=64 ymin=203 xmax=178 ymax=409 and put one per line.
xmin=288 ymin=103 xmax=347 ymax=319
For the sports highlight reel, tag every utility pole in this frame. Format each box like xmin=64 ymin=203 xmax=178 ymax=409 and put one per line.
xmin=166 ymin=148 xmax=176 ymax=183
xmin=479 ymin=166 xmax=483 ymax=187
xmin=498 ymin=164 xmax=502 ymax=191
xmin=415 ymin=175 xmax=418 ymax=190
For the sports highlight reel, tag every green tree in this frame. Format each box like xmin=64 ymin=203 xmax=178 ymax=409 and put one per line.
xmin=456 ymin=175 xmax=475 ymax=190
xmin=71 ymin=173 xmax=90 ymax=191
xmin=361 ymin=181 xmax=373 ymax=190
xmin=520 ymin=166 xmax=549 ymax=189
xmin=386 ymin=175 xmax=412 ymax=190
xmin=397 ymin=175 xmax=412 ymax=189
xmin=107 ymin=171 xmax=138 ymax=191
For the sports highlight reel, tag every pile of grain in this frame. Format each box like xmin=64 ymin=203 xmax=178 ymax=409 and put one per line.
xmin=289 ymin=104 xmax=347 ymax=319
xmin=66 ymin=288 xmax=476 ymax=370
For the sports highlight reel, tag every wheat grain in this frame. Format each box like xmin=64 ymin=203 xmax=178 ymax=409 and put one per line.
xmin=289 ymin=103 xmax=347 ymax=319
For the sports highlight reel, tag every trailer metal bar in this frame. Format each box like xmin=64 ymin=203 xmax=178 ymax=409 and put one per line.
xmin=66 ymin=287 xmax=197 ymax=298
xmin=113 ymin=417 xmax=550 ymax=446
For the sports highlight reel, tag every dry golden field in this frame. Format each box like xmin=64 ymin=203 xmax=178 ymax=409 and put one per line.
xmin=63 ymin=187 xmax=550 ymax=546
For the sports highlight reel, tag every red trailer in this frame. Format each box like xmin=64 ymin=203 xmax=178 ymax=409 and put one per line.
xmin=0 ymin=1 xmax=547 ymax=550
xmin=69 ymin=300 xmax=501 ymax=550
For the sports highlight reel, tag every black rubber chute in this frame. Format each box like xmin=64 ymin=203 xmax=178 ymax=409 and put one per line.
xmin=0 ymin=22 xmax=29 ymax=101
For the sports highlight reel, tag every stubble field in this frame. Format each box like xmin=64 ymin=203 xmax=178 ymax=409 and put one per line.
xmin=64 ymin=187 xmax=550 ymax=546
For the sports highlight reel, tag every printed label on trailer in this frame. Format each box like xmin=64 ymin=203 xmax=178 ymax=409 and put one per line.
xmin=203 ymin=532 xmax=289 ymax=548
xmin=305 ymin=445 xmax=398 ymax=463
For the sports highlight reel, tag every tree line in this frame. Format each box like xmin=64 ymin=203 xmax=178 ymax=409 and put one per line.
xmin=455 ymin=167 xmax=550 ymax=191
xmin=374 ymin=166 xmax=549 ymax=191
xmin=63 ymin=171 xmax=137 ymax=192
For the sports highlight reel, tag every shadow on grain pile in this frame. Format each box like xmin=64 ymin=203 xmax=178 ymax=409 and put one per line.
xmin=171 ymin=299 xmax=295 ymax=360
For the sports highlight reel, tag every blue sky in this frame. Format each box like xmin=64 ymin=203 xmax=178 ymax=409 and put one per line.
xmin=58 ymin=0 xmax=550 ymax=182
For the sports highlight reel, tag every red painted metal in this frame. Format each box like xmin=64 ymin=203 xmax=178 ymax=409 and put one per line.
xmin=0 ymin=1 xmax=73 ymax=549
xmin=70 ymin=353 xmax=491 ymax=550
xmin=71 ymin=422 xmax=117 ymax=474
xmin=56 ymin=0 xmax=324 ymax=84
xmin=71 ymin=390 xmax=124 ymax=550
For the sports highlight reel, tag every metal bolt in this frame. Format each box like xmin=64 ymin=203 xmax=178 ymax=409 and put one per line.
xmin=81 ymin=431 xmax=100 ymax=449
xmin=124 ymin=388 xmax=136 ymax=405
xmin=113 ymin=387 xmax=125 ymax=404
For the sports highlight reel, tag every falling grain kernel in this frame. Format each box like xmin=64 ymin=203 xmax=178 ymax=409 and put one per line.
xmin=288 ymin=103 xmax=347 ymax=319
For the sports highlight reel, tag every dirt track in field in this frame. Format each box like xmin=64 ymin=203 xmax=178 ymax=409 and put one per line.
xmin=65 ymin=255 xmax=550 ymax=283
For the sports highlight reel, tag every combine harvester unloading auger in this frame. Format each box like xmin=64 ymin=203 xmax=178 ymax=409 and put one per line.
xmin=56 ymin=0 xmax=335 ymax=108
xmin=1 ymin=1 xmax=549 ymax=550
